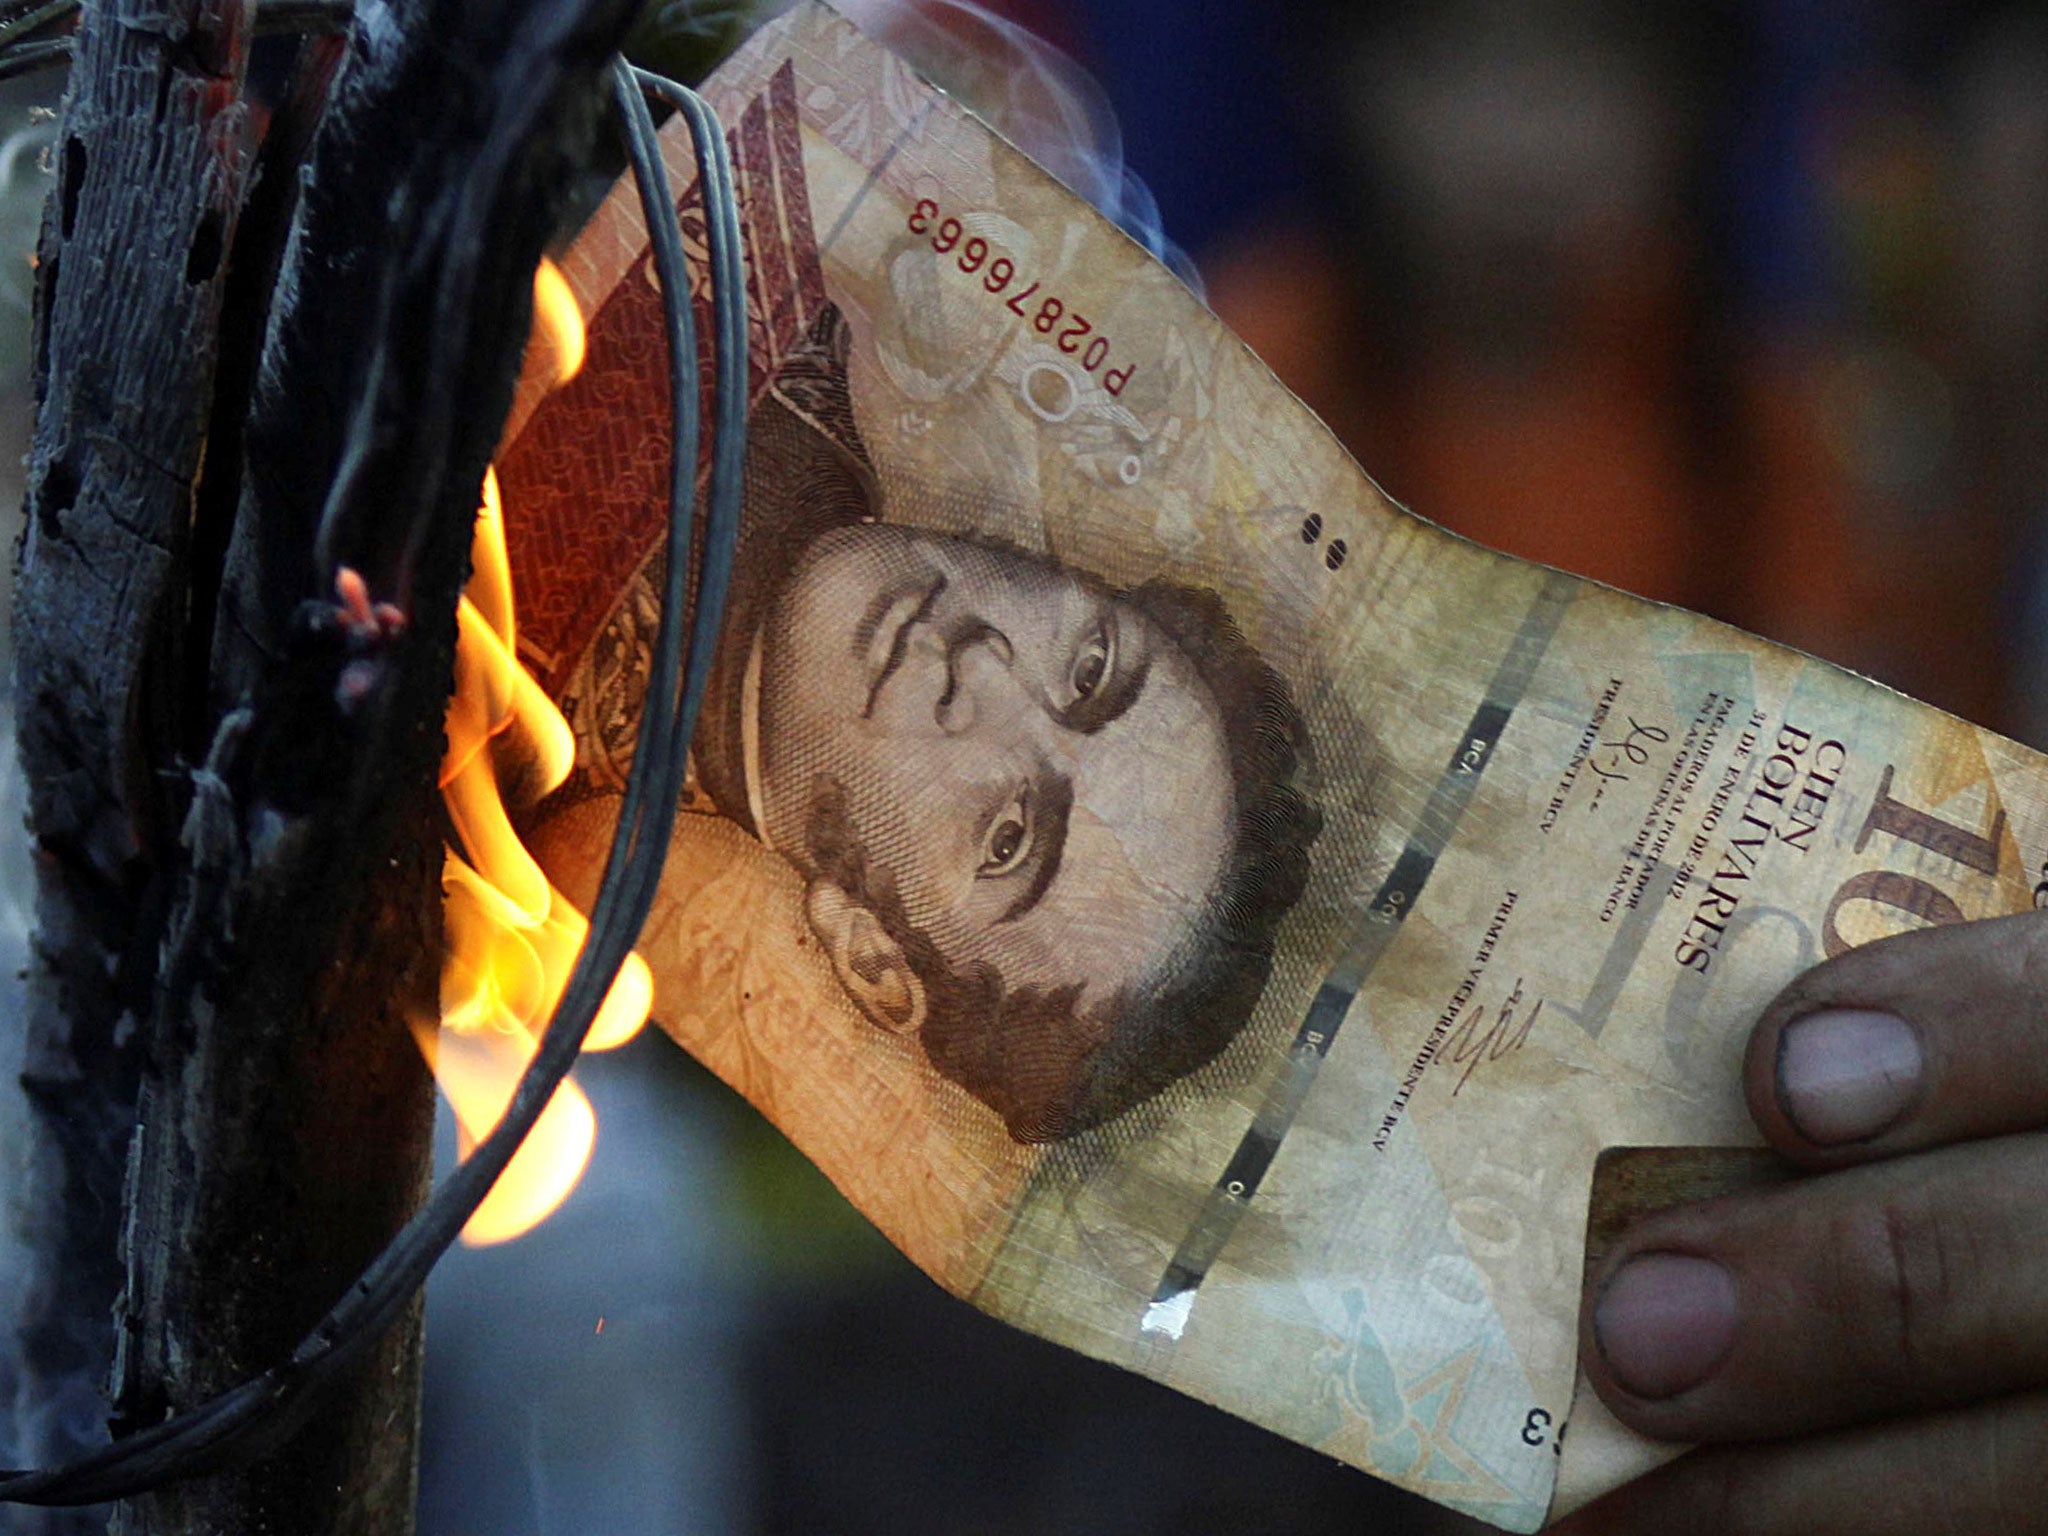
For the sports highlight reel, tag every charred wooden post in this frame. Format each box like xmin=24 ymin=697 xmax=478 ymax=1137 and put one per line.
xmin=11 ymin=4 xmax=261 ymax=1530
xmin=10 ymin=0 xmax=637 ymax=1531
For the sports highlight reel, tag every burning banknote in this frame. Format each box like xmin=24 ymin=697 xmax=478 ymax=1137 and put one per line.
xmin=483 ymin=5 xmax=2048 ymax=1527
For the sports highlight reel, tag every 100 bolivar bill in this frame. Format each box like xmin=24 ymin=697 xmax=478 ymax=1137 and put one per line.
xmin=502 ymin=7 xmax=2048 ymax=1529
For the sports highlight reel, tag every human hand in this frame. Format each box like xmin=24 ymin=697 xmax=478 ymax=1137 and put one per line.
xmin=1552 ymin=911 xmax=2048 ymax=1534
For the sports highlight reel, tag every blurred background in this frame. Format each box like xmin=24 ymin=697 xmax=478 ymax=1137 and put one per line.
xmin=7 ymin=0 xmax=2048 ymax=1532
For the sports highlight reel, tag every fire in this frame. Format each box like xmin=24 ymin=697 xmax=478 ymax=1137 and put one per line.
xmin=427 ymin=258 xmax=653 ymax=1246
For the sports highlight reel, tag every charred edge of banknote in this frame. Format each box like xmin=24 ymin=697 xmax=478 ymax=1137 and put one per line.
xmin=1140 ymin=576 xmax=1578 ymax=1336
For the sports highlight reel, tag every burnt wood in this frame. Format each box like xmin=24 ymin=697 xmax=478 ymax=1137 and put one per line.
xmin=10 ymin=0 xmax=638 ymax=1531
xmin=11 ymin=5 xmax=261 ymax=1532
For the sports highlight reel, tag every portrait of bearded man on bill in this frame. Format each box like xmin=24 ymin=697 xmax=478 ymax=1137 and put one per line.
xmin=523 ymin=297 xmax=1320 ymax=1144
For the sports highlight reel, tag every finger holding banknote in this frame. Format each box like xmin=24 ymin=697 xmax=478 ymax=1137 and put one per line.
xmin=1555 ymin=912 xmax=2048 ymax=1531
xmin=1544 ymin=1393 xmax=2048 ymax=1536
xmin=1743 ymin=912 xmax=2048 ymax=1168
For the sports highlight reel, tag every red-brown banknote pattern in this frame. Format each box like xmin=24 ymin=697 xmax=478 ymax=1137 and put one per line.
xmin=501 ymin=8 xmax=2048 ymax=1526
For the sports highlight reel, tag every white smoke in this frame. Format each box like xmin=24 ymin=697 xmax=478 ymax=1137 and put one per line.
xmin=828 ymin=0 xmax=1202 ymax=293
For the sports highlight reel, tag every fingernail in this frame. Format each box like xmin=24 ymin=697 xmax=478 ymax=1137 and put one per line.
xmin=1777 ymin=1008 xmax=1923 ymax=1145
xmin=1594 ymin=1253 xmax=1737 ymax=1399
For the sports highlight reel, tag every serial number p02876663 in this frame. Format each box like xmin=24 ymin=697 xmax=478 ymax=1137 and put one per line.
xmin=906 ymin=198 xmax=1136 ymax=396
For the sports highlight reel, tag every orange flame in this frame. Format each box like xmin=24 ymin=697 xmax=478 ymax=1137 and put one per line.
xmin=427 ymin=259 xmax=653 ymax=1246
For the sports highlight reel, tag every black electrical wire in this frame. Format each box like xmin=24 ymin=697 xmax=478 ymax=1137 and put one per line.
xmin=0 ymin=60 xmax=748 ymax=1507
xmin=0 ymin=0 xmax=72 ymax=52
xmin=633 ymin=62 xmax=749 ymax=757
xmin=0 ymin=35 xmax=59 ymax=82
